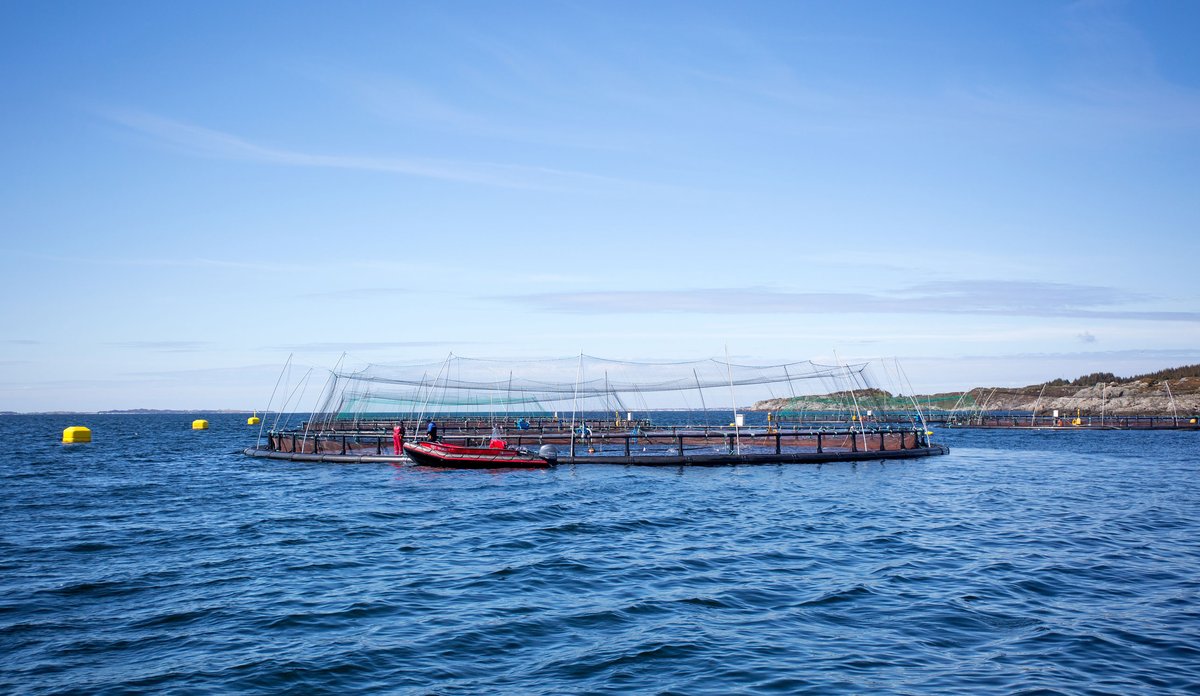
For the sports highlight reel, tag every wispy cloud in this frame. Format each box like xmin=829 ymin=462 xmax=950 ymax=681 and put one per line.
xmin=684 ymin=2 xmax=1200 ymax=142
xmin=952 ymin=347 xmax=1200 ymax=362
xmin=302 ymin=287 xmax=410 ymax=300
xmin=110 ymin=341 xmax=213 ymax=352
xmin=969 ymin=0 xmax=1200 ymax=133
xmin=302 ymin=65 xmax=634 ymax=152
xmin=265 ymin=341 xmax=482 ymax=352
xmin=99 ymin=108 xmax=643 ymax=191
xmin=4 ymin=248 xmax=325 ymax=274
xmin=117 ymin=363 xmax=293 ymax=381
xmin=506 ymin=280 xmax=1200 ymax=322
xmin=2 ymin=339 xmax=40 ymax=345
xmin=1058 ymin=0 xmax=1200 ymax=127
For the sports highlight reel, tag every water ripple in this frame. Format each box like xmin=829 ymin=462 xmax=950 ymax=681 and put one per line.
xmin=1 ymin=416 xmax=1199 ymax=693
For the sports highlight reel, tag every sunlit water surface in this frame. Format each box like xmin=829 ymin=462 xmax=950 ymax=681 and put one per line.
xmin=2 ymin=414 xmax=1198 ymax=694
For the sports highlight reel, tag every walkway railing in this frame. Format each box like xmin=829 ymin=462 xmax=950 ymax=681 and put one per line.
xmin=262 ymin=426 xmax=932 ymax=459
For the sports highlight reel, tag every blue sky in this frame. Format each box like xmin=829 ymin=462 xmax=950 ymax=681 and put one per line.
xmin=2 ymin=0 xmax=1198 ymax=411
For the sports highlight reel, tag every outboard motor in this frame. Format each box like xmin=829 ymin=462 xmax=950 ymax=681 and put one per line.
xmin=538 ymin=444 xmax=558 ymax=462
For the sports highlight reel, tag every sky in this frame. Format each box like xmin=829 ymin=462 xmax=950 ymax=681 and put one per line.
xmin=1 ymin=0 xmax=1198 ymax=411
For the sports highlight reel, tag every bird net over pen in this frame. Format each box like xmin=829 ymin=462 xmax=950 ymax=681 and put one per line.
xmin=306 ymin=354 xmax=904 ymax=423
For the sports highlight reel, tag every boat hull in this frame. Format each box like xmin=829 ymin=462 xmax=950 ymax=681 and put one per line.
xmin=402 ymin=441 xmax=554 ymax=469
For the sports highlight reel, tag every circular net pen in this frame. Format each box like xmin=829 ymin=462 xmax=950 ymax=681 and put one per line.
xmin=246 ymin=354 xmax=948 ymax=465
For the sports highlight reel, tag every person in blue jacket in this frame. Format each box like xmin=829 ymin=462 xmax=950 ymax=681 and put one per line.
xmin=426 ymin=419 xmax=438 ymax=442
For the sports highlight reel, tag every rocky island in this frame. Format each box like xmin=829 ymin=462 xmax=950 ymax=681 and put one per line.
xmin=751 ymin=365 xmax=1200 ymax=416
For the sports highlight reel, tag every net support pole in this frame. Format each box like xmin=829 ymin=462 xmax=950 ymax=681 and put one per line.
xmin=725 ymin=345 xmax=740 ymax=455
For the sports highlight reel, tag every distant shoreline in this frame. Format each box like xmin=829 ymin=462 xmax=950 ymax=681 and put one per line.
xmin=0 ymin=409 xmax=256 ymax=416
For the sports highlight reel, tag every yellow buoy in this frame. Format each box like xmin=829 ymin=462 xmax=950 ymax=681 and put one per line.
xmin=192 ymin=419 xmax=209 ymax=430
xmin=247 ymin=412 xmax=261 ymax=425
xmin=62 ymin=426 xmax=91 ymax=443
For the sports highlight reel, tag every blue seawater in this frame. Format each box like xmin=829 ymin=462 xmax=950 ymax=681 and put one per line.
xmin=2 ymin=413 xmax=1199 ymax=694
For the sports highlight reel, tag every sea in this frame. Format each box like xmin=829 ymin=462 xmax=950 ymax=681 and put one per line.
xmin=2 ymin=412 xmax=1198 ymax=694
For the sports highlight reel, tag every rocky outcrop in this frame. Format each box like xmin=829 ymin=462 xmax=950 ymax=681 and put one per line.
xmin=751 ymin=376 xmax=1200 ymax=416
xmin=963 ymin=379 xmax=1200 ymax=415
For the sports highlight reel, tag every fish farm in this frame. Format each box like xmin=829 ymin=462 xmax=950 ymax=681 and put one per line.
xmin=945 ymin=413 xmax=1200 ymax=430
xmin=244 ymin=354 xmax=949 ymax=467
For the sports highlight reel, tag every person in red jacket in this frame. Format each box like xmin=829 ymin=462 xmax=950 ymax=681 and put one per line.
xmin=393 ymin=423 xmax=405 ymax=454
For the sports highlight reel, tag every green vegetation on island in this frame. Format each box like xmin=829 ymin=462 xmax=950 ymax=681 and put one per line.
xmin=752 ymin=365 xmax=1200 ymax=415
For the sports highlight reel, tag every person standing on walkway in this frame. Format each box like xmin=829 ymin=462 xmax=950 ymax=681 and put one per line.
xmin=393 ymin=423 xmax=405 ymax=454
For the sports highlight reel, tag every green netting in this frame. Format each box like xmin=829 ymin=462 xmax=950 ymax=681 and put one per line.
xmin=304 ymin=353 xmax=910 ymax=425
xmin=776 ymin=391 xmax=971 ymax=412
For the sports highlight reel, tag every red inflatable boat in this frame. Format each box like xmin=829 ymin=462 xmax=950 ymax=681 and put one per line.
xmin=402 ymin=441 xmax=555 ymax=469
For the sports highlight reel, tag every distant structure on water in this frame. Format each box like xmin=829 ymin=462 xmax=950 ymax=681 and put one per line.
xmin=244 ymin=354 xmax=949 ymax=467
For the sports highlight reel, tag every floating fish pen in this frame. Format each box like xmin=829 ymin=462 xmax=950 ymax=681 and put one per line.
xmin=244 ymin=354 xmax=949 ymax=466
xmin=772 ymin=411 xmax=944 ymax=426
xmin=946 ymin=413 xmax=1200 ymax=430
